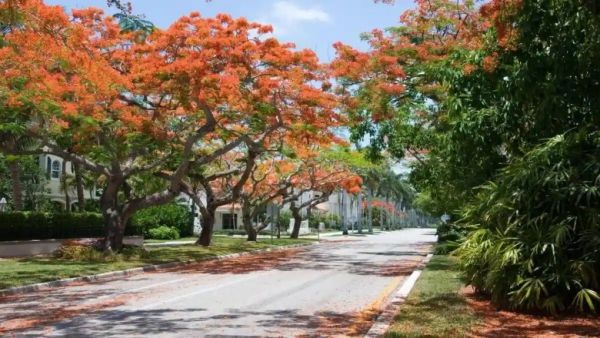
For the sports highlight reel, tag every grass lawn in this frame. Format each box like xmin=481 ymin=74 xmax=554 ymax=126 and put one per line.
xmin=385 ymin=255 xmax=480 ymax=338
xmin=0 ymin=236 xmax=315 ymax=290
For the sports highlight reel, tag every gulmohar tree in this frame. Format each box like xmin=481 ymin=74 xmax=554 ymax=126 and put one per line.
xmin=336 ymin=0 xmax=600 ymax=313
xmin=0 ymin=1 xmax=341 ymax=251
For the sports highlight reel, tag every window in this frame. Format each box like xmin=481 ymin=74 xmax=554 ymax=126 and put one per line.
xmin=51 ymin=160 xmax=61 ymax=179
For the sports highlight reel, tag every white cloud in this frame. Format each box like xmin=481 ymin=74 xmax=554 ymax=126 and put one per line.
xmin=272 ymin=1 xmax=331 ymax=23
xmin=258 ymin=1 xmax=331 ymax=37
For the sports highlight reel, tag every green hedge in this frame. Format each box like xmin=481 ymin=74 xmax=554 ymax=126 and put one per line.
xmin=130 ymin=203 xmax=193 ymax=237
xmin=0 ymin=212 xmax=141 ymax=241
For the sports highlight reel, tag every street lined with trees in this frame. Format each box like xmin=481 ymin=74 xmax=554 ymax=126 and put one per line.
xmin=1 ymin=0 xmax=599 ymax=336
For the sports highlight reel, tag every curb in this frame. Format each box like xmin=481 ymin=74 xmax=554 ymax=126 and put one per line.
xmin=0 ymin=242 xmax=316 ymax=298
xmin=364 ymin=253 xmax=434 ymax=338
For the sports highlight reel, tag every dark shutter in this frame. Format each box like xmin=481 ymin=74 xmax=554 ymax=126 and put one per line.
xmin=46 ymin=157 xmax=51 ymax=179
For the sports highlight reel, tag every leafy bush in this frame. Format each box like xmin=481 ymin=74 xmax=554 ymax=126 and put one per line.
xmin=0 ymin=212 xmax=142 ymax=241
xmin=457 ymin=132 xmax=600 ymax=313
xmin=277 ymin=211 xmax=292 ymax=230
xmin=55 ymin=242 xmax=148 ymax=261
xmin=434 ymin=222 xmax=466 ymax=254
xmin=55 ymin=244 xmax=104 ymax=261
xmin=131 ymin=203 xmax=192 ymax=237
xmin=147 ymin=226 xmax=180 ymax=240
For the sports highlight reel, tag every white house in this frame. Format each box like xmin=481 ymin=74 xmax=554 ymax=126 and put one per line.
xmin=279 ymin=189 xmax=363 ymax=229
xmin=37 ymin=154 xmax=100 ymax=210
xmin=186 ymin=189 xmax=363 ymax=234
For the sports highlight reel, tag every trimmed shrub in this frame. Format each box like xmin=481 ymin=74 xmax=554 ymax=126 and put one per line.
xmin=147 ymin=226 xmax=180 ymax=240
xmin=0 ymin=212 xmax=141 ymax=241
xmin=131 ymin=203 xmax=193 ymax=237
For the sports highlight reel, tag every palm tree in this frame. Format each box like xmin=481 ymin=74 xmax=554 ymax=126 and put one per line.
xmin=73 ymin=162 xmax=85 ymax=211
xmin=376 ymin=170 xmax=415 ymax=230
xmin=362 ymin=169 xmax=382 ymax=234
xmin=7 ymin=159 xmax=23 ymax=211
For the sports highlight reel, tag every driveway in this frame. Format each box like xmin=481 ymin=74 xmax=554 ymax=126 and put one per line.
xmin=0 ymin=228 xmax=436 ymax=337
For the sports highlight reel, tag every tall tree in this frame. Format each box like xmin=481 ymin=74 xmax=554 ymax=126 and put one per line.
xmin=0 ymin=1 xmax=340 ymax=251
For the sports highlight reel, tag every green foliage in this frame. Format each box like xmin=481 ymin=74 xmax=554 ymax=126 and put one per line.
xmin=147 ymin=226 xmax=180 ymax=240
xmin=0 ymin=155 xmax=50 ymax=211
xmin=0 ymin=212 xmax=141 ymax=241
xmin=130 ymin=202 xmax=192 ymax=237
xmin=451 ymin=0 xmax=600 ymax=314
xmin=457 ymin=131 xmax=600 ymax=313
xmin=434 ymin=221 xmax=465 ymax=254
xmin=348 ymin=0 xmax=600 ymax=314
xmin=308 ymin=213 xmax=340 ymax=229
xmin=277 ymin=210 xmax=292 ymax=230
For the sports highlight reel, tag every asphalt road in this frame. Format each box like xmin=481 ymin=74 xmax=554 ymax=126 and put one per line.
xmin=1 ymin=228 xmax=436 ymax=337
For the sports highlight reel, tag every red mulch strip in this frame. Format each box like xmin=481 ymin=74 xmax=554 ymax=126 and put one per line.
xmin=463 ymin=287 xmax=600 ymax=338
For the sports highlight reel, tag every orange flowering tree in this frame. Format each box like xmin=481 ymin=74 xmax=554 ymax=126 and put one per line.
xmin=276 ymin=150 xmax=362 ymax=239
xmin=331 ymin=0 xmax=496 ymax=216
xmin=237 ymin=157 xmax=300 ymax=241
xmin=332 ymin=0 xmax=487 ymax=160
xmin=0 ymin=1 xmax=340 ymax=250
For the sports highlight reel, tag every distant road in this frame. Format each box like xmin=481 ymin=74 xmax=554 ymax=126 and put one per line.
xmin=1 ymin=228 xmax=436 ymax=337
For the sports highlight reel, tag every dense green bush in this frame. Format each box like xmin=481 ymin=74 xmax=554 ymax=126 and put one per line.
xmin=457 ymin=132 xmax=600 ymax=313
xmin=434 ymin=222 xmax=466 ymax=254
xmin=130 ymin=203 xmax=193 ymax=237
xmin=277 ymin=211 xmax=292 ymax=230
xmin=147 ymin=226 xmax=180 ymax=240
xmin=0 ymin=212 xmax=141 ymax=241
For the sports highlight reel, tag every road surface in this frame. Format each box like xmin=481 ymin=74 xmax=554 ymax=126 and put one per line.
xmin=0 ymin=228 xmax=436 ymax=337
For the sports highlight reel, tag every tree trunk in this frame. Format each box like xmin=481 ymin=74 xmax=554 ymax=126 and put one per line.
xmin=73 ymin=162 xmax=86 ymax=211
xmin=276 ymin=218 xmax=281 ymax=239
xmin=103 ymin=210 xmax=127 ymax=252
xmin=100 ymin=178 xmax=125 ymax=251
xmin=61 ymin=161 xmax=70 ymax=212
xmin=289 ymin=205 xmax=302 ymax=239
xmin=197 ymin=208 xmax=216 ymax=246
xmin=357 ymin=193 xmax=363 ymax=234
xmin=246 ymin=225 xmax=257 ymax=241
xmin=367 ymin=189 xmax=373 ymax=234
xmin=242 ymin=207 xmax=257 ymax=241
xmin=8 ymin=161 xmax=23 ymax=211
xmin=380 ymin=201 xmax=385 ymax=231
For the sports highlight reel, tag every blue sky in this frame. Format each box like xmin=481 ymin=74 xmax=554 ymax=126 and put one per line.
xmin=46 ymin=0 xmax=414 ymax=62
